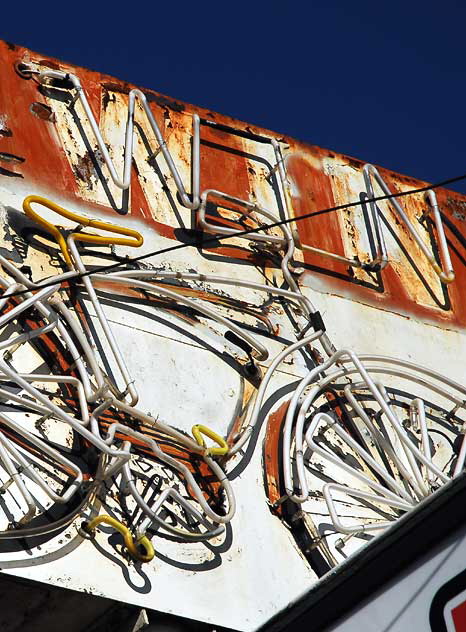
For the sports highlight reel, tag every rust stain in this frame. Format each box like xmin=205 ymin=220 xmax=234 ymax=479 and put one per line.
xmin=2 ymin=39 xmax=466 ymax=329
xmin=200 ymin=125 xmax=251 ymax=200
xmin=290 ymin=151 xmax=466 ymax=329
xmin=74 ymin=151 xmax=99 ymax=183
xmin=226 ymin=378 xmax=259 ymax=447
xmin=288 ymin=150 xmax=345 ymax=274
xmin=38 ymin=59 xmax=60 ymax=70
xmin=30 ymin=102 xmax=56 ymax=122
xmin=263 ymin=400 xmax=289 ymax=516
xmin=0 ymin=42 xmax=79 ymax=197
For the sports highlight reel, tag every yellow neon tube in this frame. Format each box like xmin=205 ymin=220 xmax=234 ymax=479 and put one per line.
xmin=23 ymin=195 xmax=143 ymax=266
xmin=191 ymin=424 xmax=229 ymax=456
xmin=83 ymin=514 xmax=155 ymax=563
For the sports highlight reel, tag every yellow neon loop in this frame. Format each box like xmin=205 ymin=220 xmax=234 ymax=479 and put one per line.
xmin=23 ymin=195 xmax=143 ymax=266
xmin=83 ymin=515 xmax=155 ymax=563
xmin=192 ymin=424 xmax=229 ymax=456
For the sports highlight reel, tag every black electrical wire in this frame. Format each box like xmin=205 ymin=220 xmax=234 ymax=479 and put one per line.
xmin=3 ymin=169 xmax=466 ymax=300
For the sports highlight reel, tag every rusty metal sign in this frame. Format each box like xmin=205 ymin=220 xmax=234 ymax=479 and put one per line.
xmin=0 ymin=39 xmax=466 ymax=630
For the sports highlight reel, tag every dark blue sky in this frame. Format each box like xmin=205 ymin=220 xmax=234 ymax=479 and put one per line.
xmin=2 ymin=1 xmax=466 ymax=192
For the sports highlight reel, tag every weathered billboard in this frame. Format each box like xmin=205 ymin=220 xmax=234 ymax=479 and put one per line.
xmin=0 ymin=39 xmax=466 ymax=630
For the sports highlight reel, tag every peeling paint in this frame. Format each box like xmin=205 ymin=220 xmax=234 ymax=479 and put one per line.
xmin=0 ymin=38 xmax=466 ymax=632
